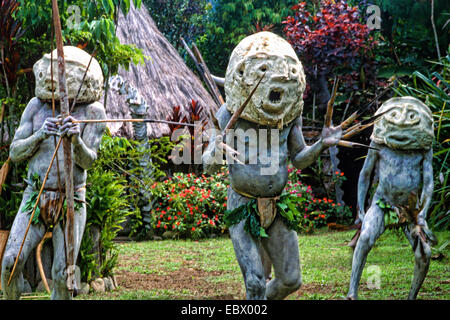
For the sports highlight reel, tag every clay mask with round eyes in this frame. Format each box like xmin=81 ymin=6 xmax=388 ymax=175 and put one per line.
xmin=224 ymin=31 xmax=306 ymax=127
xmin=33 ymin=46 xmax=104 ymax=103
xmin=371 ymin=97 xmax=434 ymax=150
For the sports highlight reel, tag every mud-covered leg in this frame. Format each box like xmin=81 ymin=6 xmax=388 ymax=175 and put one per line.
xmin=263 ymin=217 xmax=301 ymax=300
xmin=51 ymin=195 xmax=86 ymax=300
xmin=1 ymin=190 xmax=45 ymax=299
xmin=230 ymin=221 xmax=266 ymax=299
xmin=347 ymin=203 xmax=384 ymax=300
xmin=227 ymin=188 xmax=266 ymax=300
xmin=403 ymin=224 xmax=431 ymax=300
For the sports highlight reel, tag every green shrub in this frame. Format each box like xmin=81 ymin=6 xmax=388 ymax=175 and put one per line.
xmin=148 ymin=162 xmax=353 ymax=238
xmin=284 ymin=163 xmax=353 ymax=233
xmin=196 ymin=0 xmax=298 ymax=75
xmin=79 ymin=144 xmax=132 ymax=282
xmin=78 ymin=131 xmax=179 ymax=280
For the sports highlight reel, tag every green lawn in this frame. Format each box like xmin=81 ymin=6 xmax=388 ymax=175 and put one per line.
xmin=78 ymin=228 xmax=449 ymax=300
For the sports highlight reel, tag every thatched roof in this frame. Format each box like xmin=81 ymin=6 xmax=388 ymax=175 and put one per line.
xmin=106 ymin=3 xmax=217 ymax=139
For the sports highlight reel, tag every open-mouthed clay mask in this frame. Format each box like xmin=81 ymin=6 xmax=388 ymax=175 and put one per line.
xmin=224 ymin=32 xmax=306 ymax=127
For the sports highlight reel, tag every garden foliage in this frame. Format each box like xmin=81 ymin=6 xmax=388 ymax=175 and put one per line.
xmin=143 ymin=0 xmax=212 ymax=49
xmin=146 ymin=162 xmax=353 ymax=239
xmin=283 ymin=1 xmax=375 ymax=78
xmin=144 ymin=0 xmax=300 ymax=75
xmin=148 ymin=170 xmax=229 ymax=239
xmin=78 ymin=132 xmax=175 ymax=281
xmin=365 ymin=0 xmax=449 ymax=77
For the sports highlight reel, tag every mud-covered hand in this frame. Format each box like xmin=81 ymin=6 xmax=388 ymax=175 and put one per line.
xmin=59 ymin=115 xmax=81 ymax=143
xmin=321 ymin=125 xmax=342 ymax=148
xmin=38 ymin=117 xmax=60 ymax=139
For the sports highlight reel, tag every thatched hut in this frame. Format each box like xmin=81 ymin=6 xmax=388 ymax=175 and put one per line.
xmin=106 ymin=3 xmax=217 ymax=139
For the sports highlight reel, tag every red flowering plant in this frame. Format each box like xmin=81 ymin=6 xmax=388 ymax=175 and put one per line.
xmin=149 ymin=169 xmax=229 ymax=239
xmin=285 ymin=163 xmax=352 ymax=232
xmin=283 ymin=0 xmax=376 ymax=80
xmin=283 ymin=1 xmax=380 ymax=115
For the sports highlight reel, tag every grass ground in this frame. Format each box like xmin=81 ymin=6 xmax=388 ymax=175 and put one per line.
xmin=76 ymin=228 xmax=449 ymax=300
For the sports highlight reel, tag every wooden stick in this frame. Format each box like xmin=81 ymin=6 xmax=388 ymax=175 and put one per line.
xmin=342 ymin=109 xmax=389 ymax=136
xmin=52 ymin=0 xmax=76 ymax=294
xmin=8 ymin=136 xmax=63 ymax=286
xmin=342 ymin=122 xmax=361 ymax=136
xmin=342 ymin=122 xmax=374 ymax=140
xmin=339 ymin=85 xmax=393 ymax=130
xmin=50 ymin=14 xmax=63 ymax=200
xmin=338 ymin=140 xmax=379 ymax=150
xmin=211 ymin=74 xmax=265 ymax=164
xmin=357 ymin=85 xmax=392 ymax=117
xmin=324 ymin=77 xmax=339 ymax=128
xmin=180 ymin=37 xmax=222 ymax=108
xmin=72 ymin=118 xmax=197 ymax=127
xmin=191 ymin=43 xmax=225 ymax=105
xmin=70 ymin=48 xmax=97 ymax=113
xmin=223 ymin=73 xmax=265 ymax=133
xmin=339 ymin=111 xmax=359 ymax=130
xmin=36 ymin=231 xmax=53 ymax=294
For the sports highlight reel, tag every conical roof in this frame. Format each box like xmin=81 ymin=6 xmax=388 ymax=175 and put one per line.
xmin=106 ymin=3 xmax=217 ymax=138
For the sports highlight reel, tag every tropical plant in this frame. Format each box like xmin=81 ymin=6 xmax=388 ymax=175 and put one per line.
xmin=284 ymin=1 xmax=375 ymax=78
xmin=285 ymin=163 xmax=353 ymax=232
xmin=144 ymin=0 xmax=212 ymax=50
xmin=196 ymin=0 xmax=299 ymax=75
xmin=15 ymin=0 xmax=145 ymax=76
xmin=80 ymin=168 xmax=130 ymax=281
xmin=0 ymin=0 xmax=25 ymax=96
xmin=362 ymin=0 xmax=449 ymax=78
xmin=283 ymin=0 xmax=379 ymax=113
xmin=394 ymin=48 xmax=450 ymax=230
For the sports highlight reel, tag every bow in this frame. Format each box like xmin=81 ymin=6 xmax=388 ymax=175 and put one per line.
xmin=51 ymin=0 xmax=76 ymax=294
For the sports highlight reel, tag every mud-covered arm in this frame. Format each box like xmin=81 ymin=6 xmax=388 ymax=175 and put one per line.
xmin=61 ymin=102 xmax=106 ymax=170
xmin=10 ymin=98 xmax=58 ymax=162
xmin=288 ymin=116 xmax=342 ymax=170
xmin=418 ymin=148 xmax=433 ymax=226
xmin=357 ymin=141 xmax=379 ymax=221
xmin=202 ymin=104 xmax=231 ymax=174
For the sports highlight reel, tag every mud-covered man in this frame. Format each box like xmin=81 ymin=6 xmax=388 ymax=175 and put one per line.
xmin=203 ymin=32 xmax=342 ymax=299
xmin=1 ymin=46 xmax=106 ymax=300
xmin=347 ymin=97 xmax=436 ymax=300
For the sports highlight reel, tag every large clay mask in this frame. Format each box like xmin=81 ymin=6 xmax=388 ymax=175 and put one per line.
xmin=224 ymin=32 xmax=306 ymax=127
xmin=33 ymin=46 xmax=103 ymax=103
xmin=371 ymin=97 xmax=434 ymax=150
